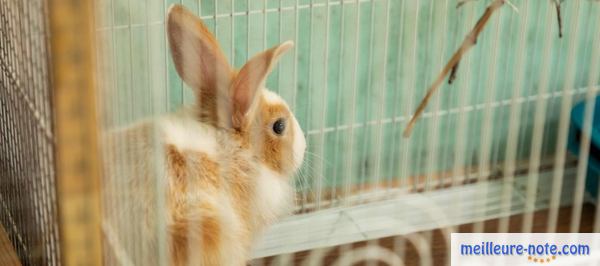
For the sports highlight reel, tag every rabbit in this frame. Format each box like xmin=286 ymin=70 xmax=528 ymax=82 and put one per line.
xmin=102 ymin=4 xmax=306 ymax=266
xmin=162 ymin=4 xmax=307 ymax=265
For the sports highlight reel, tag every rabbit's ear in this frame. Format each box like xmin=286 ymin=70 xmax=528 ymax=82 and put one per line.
xmin=167 ymin=4 xmax=232 ymax=94
xmin=230 ymin=41 xmax=294 ymax=130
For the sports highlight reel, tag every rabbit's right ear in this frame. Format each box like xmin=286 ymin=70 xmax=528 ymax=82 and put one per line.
xmin=167 ymin=4 xmax=232 ymax=95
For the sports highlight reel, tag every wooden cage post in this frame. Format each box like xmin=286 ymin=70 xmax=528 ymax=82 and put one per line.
xmin=49 ymin=0 xmax=103 ymax=265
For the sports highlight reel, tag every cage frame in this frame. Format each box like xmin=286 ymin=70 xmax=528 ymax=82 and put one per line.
xmin=49 ymin=0 xmax=103 ymax=265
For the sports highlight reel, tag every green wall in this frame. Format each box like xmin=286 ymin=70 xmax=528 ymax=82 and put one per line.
xmin=95 ymin=0 xmax=600 ymax=194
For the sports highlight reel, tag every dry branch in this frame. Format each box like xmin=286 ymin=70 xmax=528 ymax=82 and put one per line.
xmin=448 ymin=61 xmax=460 ymax=84
xmin=402 ymin=0 xmax=506 ymax=138
xmin=554 ymin=0 xmax=563 ymax=38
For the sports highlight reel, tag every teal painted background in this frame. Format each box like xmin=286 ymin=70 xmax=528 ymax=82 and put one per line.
xmin=95 ymin=0 xmax=600 ymax=197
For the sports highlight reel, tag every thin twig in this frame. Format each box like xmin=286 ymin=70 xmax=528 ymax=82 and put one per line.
xmin=458 ymin=0 xmax=518 ymax=13
xmin=554 ymin=0 xmax=563 ymax=38
xmin=403 ymin=0 xmax=506 ymax=138
xmin=448 ymin=61 xmax=460 ymax=84
xmin=456 ymin=0 xmax=477 ymax=9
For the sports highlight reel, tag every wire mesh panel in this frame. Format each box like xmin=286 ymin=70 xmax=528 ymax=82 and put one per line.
xmin=0 ymin=0 xmax=60 ymax=265
xmin=95 ymin=0 xmax=600 ymax=208
xmin=94 ymin=0 xmax=167 ymax=264
xmin=92 ymin=0 xmax=600 ymax=265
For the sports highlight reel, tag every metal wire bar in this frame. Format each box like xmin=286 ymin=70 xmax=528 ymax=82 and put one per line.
xmin=547 ymin=0 xmax=583 ymax=233
xmin=571 ymin=4 xmax=600 ymax=233
xmin=314 ymin=0 xmax=332 ymax=210
xmin=357 ymin=0 xmax=378 ymax=203
xmin=499 ymin=0 xmax=531 ymax=233
xmin=386 ymin=0 xmax=407 ymax=196
xmin=399 ymin=0 xmax=420 ymax=193
xmin=521 ymin=3 xmax=556 ymax=233
xmin=341 ymin=0 xmax=362 ymax=205
xmin=330 ymin=0 xmax=348 ymax=205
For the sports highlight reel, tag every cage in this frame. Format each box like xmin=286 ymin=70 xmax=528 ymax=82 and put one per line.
xmin=1 ymin=0 xmax=600 ymax=265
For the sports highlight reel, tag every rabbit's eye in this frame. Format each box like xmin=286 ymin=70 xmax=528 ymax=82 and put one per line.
xmin=272 ymin=118 xmax=286 ymax=135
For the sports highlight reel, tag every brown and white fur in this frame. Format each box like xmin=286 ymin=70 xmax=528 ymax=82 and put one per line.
xmin=104 ymin=4 xmax=306 ymax=266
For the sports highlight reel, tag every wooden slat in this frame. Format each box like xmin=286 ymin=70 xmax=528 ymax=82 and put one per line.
xmin=49 ymin=0 xmax=103 ymax=265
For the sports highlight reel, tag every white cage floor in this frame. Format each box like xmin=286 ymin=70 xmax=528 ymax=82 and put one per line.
xmin=252 ymin=167 xmax=581 ymax=258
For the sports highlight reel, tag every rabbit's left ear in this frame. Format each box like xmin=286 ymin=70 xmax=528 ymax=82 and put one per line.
xmin=167 ymin=4 xmax=232 ymax=92
xmin=230 ymin=41 xmax=294 ymax=130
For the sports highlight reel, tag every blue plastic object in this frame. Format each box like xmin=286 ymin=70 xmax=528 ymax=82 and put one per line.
xmin=567 ymin=96 xmax=600 ymax=200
